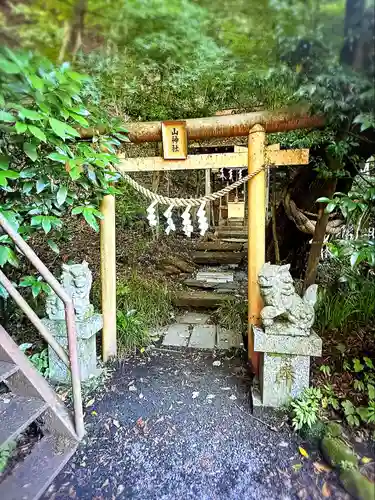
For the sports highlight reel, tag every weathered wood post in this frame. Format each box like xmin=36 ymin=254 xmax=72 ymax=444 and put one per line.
xmin=100 ymin=194 xmax=117 ymax=361
xmin=248 ymin=124 xmax=266 ymax=375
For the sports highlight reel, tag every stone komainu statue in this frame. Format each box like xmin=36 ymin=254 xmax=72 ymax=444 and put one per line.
xmin=258 ymin=263 xmax=318 ymax=336
xmin=46 ymin=261 xmax=94 ymax=321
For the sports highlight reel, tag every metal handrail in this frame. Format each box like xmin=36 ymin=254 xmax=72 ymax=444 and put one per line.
xmin=0 ymin=213 xmax=84 ymax=440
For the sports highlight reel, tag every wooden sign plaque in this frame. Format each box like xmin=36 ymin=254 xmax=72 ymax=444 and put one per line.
xmin=161 ymin=121 xmax=188 ymax=160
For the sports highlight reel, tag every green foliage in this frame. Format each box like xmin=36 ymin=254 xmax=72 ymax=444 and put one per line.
xmin=0 ymin=48 xmax=124 ymax=269
xmin=315 ymin=274 xmax=375 ymax=332
xmin=290 ymin=387 xmax=322 ymax=430
xmin=214 ymin=297 xmax=248 ymax=337
xmin=0 ymin=441 xmax=15 ymax=473
xmin=117 ymin=310 xmax=150 ymax=354
xmin=19 ymin=275 xmax=51 ymax=299
xmin=117 ymin=271 xmax=173 ymax=335
xmin=19 ymin=344 xmax=49 ymax=377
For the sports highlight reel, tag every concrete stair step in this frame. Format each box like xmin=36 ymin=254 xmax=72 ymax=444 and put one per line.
xmin=0 ymin=394 xmax=47 ymax=448
xmin=0 ymin=434 xmax=77 ymax=500
xmin=0 ymin=361 xmax=18 ymax=382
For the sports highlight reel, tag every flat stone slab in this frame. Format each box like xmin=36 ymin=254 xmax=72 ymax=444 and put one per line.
xmin=216 ymin=327 xmax=243 ymax=349
xmin=162 ymin=324 xmax=190 ymax=347
xmin=175 ymin=312 xmax=210 ymax=325
xmin=189 ymin=325 xmax=216 ymax=349
xmin=196 ymin=271 xmax=234 ymax=283
xmin=253 ymin=326 xmax=322 ymax=357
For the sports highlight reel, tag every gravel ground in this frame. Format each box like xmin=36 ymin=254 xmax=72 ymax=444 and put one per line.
xmin=43 ymin=349 xmax=350 ymax=500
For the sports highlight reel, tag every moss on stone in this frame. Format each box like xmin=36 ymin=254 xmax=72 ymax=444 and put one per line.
xmin=321 ymin=436 xmax=358 ymax=469
xmin=325 ymin=422 xmax=344 ymax=438
xmin=340 ymin=469 xmax=375 ymax=500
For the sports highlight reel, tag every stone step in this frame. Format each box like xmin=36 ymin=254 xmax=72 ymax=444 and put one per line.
xmin=183 ymin=279 xmax=239 ymax=292
xmin=0 ymin=360 xmax=18 ymax=383
xmin=195 ymin=241 xmax=244 ymax=252
xmin=173 ymin=291 xmax=234 ymax=308
xmin=192 ymin=251 xmax=245 ymax=265
xmin=195 ymin=270 xmax=234 ymax=283
xmin=0 ymin=434 xmax=77 ymax=500
xmin=215 ymin=230 xmax=248 ymax=239
xmin=0 ymin=394 xmax=47 ymax=448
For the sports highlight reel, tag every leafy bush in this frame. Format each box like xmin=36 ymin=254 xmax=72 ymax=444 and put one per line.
xmin=290 ymin=387 xmax=323 ymax=430
xmin=116 ymin=272 xmax=173 ymax=353
xmin=19 ymin=343 xmax=49 ymax=377
xmin=117 ymin=310 xmax=150 ymax=354
xmin=0 ymin=48 xmax=125 ymax=269
xmin=214 ymin=297 xmax=248 ymax=337
xmin=315 ymin=275 xmax=375 ymax=332
xmin=0 ymin=441 xmax=15 ymax=474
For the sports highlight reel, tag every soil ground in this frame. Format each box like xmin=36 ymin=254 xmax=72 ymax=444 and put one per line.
xmin=43 ymin=349 xmax=352 ymax=500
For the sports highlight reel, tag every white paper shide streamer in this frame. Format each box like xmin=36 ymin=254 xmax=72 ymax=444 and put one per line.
xmin=146 ymin=200 xmax=158 ymax=226
xmin=163 ymin=204 xmax=175 ymax=235
xmin=197 ymin=202 xmax=208 ymax=236
xmin=181 ymin=205 xmax=193 ymax=237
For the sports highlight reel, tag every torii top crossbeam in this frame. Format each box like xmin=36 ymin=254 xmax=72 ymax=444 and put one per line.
xmin=80 ymin=107 xmax=324 ymax=143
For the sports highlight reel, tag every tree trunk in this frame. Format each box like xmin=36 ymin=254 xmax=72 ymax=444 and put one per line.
xmin=59 ymin=0 xmax=87 ymax=62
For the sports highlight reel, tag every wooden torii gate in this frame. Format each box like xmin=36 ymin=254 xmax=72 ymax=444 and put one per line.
xmin=100 ymin=108 xmax=325 ymax=374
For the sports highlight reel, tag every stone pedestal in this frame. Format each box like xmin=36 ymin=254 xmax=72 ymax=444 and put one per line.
xmin=43 ymin=313 xmax=102 ymax=384
xmin=253 ymin=326 xmax=322 ymax=407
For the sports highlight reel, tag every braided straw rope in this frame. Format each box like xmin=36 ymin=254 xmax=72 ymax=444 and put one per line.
xmin=112 ymin=164 xmax=266 ymax=207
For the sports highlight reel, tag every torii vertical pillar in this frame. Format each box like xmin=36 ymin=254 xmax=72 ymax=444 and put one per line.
xmin=100 ymin=194 xmax=117 ymax=361
xmin=247 ymin=124 xmax=266 ymax=375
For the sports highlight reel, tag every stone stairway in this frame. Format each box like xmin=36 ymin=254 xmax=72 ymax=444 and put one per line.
xmin=165 ymin=222 xmax=247 ymax=350
xmin=0 ymin=326 xmax=79 ymax=500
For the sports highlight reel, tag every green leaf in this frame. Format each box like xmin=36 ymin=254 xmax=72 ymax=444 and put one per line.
xmin=36 ymin=178 xmax=48 ymax=194
xmin=364 ymin=357 xmax=374 ymax=369
xmin=0 ymin=169 xmax=19 ymax=187
xmin=15 ymin=122 xmax=28 ymax=134
xmin=325 ymin=202 xmax=336 ymax=214
xmin=47 ymin=152 xmax=68 ymax=163
xmin=316 ymin=197 xmax=331 ymax=203
xmin=28 ymin=125 xmax=46 ymax=142
xmin=69 ymin=112 xmax=89 ymax=127
xmin=0 ymin=155 xmax=9 ymax=170
xmin=31 ymin=282 xmax=42 ymax=298
xmin=56 ymin=185 xmax=68 ymax=206
xmin=19 ymin=108 xmax=44 ymax=121
xmin=353 ymin=358 xmax=364 ymax=373
xmin=29 ymin=74 xmax=44 ymax=90
xmin=67 ymin=71 xmax=90 ymax=82
xmin=22 ymin=181 xmax=33 ymax=194
xmin=0 ymin=58 xmax=19 ymax=74
xmin=350 ymin=252 xmax=360 ymax=267
xmin=83 ymin=210 xmax=99 ymax=232
xmin=368 ymin=384 xmax=375 ymax=400
xmin=47 ymin=239 xmax=59 ymax=254
xmin=0 ymin=245 xmax=19 ymax=267
xmin=23 ymin=142 xmax=38 ymax=161
xmin=0 ymin=110 xmax=15 ymax=123
xmin=49 ymin=118 xmax=80 ymax=139
xmin=71 ymin=206 xmax=84 ymax=215
xmin=41 ymin=218 xmax=52 ymax=234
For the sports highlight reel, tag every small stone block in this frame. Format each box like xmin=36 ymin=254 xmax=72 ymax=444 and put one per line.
xmin=175 ymin=312 xmax=210 ymax=325
xmin=261 ymin=353 xmax=310 ymax=407
xmin=253 ymin=326 xmax=322 ymax=357
xmin=189 ymin=325 xmax=216 ymax=349
xmin=216 ymin=327 xmax=242 ymax=349
xmin=162 ymin=324 xmax=190 ymax=347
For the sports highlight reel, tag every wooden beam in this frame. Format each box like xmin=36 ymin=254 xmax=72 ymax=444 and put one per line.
xmin=234 ymin=143 xmax=280 ymax=153
xmin=117 ymin=152 xmax=248 ymax=172
xmin=79 ymin=107 xmax=324 ymax=143
xmin=100 ymin=195 xmax=117 ymax=361
xmin=266 ymin=149 xmax=309 ymax=165
xmin=248 ymin=124 xmax=266 ymax=376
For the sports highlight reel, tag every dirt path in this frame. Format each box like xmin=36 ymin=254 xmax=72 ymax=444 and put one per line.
xmin=43 ymin=350 xmax=348 ymax=500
